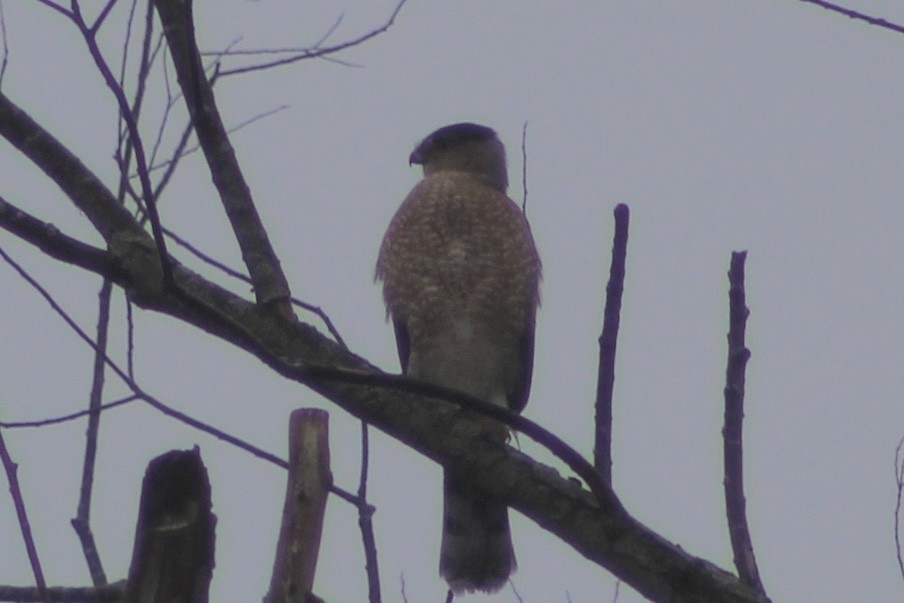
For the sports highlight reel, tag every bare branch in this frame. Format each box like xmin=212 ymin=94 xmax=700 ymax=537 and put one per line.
xmin=34 ymin=0 xmax=73 ymax=19
xmin=894 ymin=436 xmax=904 ymax=583
xmin=722 ymin=251 xmax=766 ymax=597
xmin=0 ymin=430 xmax=50 ymax=603
xmin=520 ymin=121 xmax=529 ymax=213
xmin=0 ymin=396 xmax=138 ymax=429
xmin=153 ymin=0 xmax=291 ymax=309
xmin=0 ymin=244 xmax=288 ymax=470
xmin=798 ymin=0 xmax=904 ymax=36
xmin=218 ymin=0 xmax=408 ymax=77
xmin=266 ymin=410 xmax=331 ymax=603
xmin=0 ymin=196 xmax=121 ymax=279
xmin=0 ymin=582 xmax=124 ymax=602
xmin=0 ymin=93 xmax=147 ymax=247
xmin=357 ymin=422 xmax=382 ymax=603
xmin=72 ymin=279 xmax=113 ymax=587
xmin=89 ymin=0 xmax=118 ymax=34
xmin=0 ymin=0 xmax=9 ymax=88
xmin=162 ymin=225 xmax=347 ymax=348
xmin=594 ymin=204 xmax=629 ymax=484
xmin=69 ymin=2 xmax=173 ymax=283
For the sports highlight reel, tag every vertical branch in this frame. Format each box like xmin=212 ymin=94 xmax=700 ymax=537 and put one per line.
xmin=123 ymin=448 xmax=215 ymax=603
xmin=153 ymin=0 xmax=292 ymax=311
xmin=722 ymin=251 xmax=765 ymax=595
xmin=266 ymin=409 xmax=331 ymax=603
xmin=0 ymin=429 xmax=50 ymax=603
xmin=894 ymin=437 xmax=904 ymax=583
xmin=593 ymin=203 xmax=630 ymax=484
xmin=71 ymin=278 xmax=112 ymax=586
xmin=357 ymin=421 xmax=382 ymax=603
xmin=69 ymin=2 xmax=173 ymax=284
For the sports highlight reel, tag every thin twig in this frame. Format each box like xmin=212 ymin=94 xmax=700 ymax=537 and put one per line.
xmin=520 ymin=121 xmax=528 ymax=214
xmin=72 ymin=279 xmax=113 ymax=587
xmin=162 ymin=225 xmax=348 ymax=348
xmin=593 ymin=204 xmax=629 ymax=485
xmin=798 ymin=0 xmax=904 ymax=35
xmin=1 ymin=396 xmax=138 ymax=429
xmin=218 ymin=0 xmax=408 ymax=77
xmin=722 ymin=251 xmax=766 ymax=596
xmin=0 ymin=429 xmax=50 ymax=603
xmin=69 ymin=1 xmax=173 ymax=284
xmin=357 ymin=421 xmax=382 ymax=603
xmin=0 ymin=0 xmax=9 ymax=88
xmin=894 ymin=436 xmax=904 ymax=583
xmin=0 ymin=245 xmax=289 ymax=470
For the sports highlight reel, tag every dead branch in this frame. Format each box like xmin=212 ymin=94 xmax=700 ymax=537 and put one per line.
xmin=798 ymin=0 xmax=904 ymax=35
xmin=722 ymin=251 xmax=767 ymax=597
xmin=266 ymin=410 xmax=331 ymax=603
xmin=71 ymin=278 xmax=113 ymax=587
xmin=153 ymin=0 xmax=291 ymax=310
xmin=0 ymin=429 xmax=50 ymax=603
xmin=123 ymin=448 xmax=215 ymax=603
xmin=594 ymin=203 xmax=629 ymax=484
xmin=357 ymin=422 xmax=382 ymax=603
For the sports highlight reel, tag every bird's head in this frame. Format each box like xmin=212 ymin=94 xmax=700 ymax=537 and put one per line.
xmin=409 ymin=122 xmax=508 ymax=192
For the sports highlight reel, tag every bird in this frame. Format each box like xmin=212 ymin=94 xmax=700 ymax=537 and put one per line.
xmin=375 ymin=123 xmax=542 ymax=594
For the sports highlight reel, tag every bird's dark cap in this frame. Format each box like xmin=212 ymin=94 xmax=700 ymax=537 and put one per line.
xmin=409 ymin=122 xmax=498 ymax=165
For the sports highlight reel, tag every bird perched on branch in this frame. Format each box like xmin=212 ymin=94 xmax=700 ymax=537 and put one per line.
xmin=376 ymin=123 xmax=542 ymax=593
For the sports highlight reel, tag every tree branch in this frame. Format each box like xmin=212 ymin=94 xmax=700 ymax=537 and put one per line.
xmin=0 ymin=93 xmax=146 ymax=247
xmin=153 ymin=0 xmax=291 ymax=309
xmin=0 ymin=429 xmax=50 ymax=603
xmin=0 ymin=583 xmax=124 ymax=602
xmin=0 ymin=196 xmax=122 ymax=280
xmin=594 ymin=203 xmax=629 ymax=484
xmin=266 ymin=410 xmax=330 ymax=603
xmin=797 ymin=0 xmax=904 ymax=36
xmin=71 ymin=278 xmax=113 ymax=587
xmin=722 ymin=251 xmax=766 ymax=597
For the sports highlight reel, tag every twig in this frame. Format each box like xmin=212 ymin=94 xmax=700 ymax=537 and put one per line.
xmin=218 ymin=0 xmax=408 ymax=77
xmin=162 ymin=225 xmax=348 ymax=348
xmin=894 ymin=436 xmax=904 ymax=583
xmin=520 ymin=121 xmax=529 ymax=214
xmin=0 ymin=429 xmax=50 ymax=603
xmin=797 ymin=0 xmax=904 ymax=36
xmin=69 ymin=1 xmax=173 ymax=284
xmin=0 ymin=396 xmax=138 ymax=429
xmin=722 ymin=251 xmax=766 ymax=596
xmin=72 ymin=279 xmax=113 ymax=587
xmin=0 ymin=245 xmax=289 ymax=470
xmin=594 ymin=204 xmax=629 ymax=484
xmin=0 ymin=0 xmax=9 ymax=88
xmin=357 ymin=421 xmax=382 ymax=603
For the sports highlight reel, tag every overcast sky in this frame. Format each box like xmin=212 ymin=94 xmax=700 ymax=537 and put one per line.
xmin=3 ymin=1 xmax=904 ymax=601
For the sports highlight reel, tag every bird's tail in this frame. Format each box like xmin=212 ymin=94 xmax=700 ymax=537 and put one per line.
xmin=439 ymin=470 xmax=516 ymax=594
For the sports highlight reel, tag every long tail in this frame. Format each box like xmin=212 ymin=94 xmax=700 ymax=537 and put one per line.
xmin=439 ymin=470 xmax=516 ymax=594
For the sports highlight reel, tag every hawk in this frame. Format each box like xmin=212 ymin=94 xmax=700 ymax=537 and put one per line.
xmin=375 ymin=123 xmax=542 ymax=593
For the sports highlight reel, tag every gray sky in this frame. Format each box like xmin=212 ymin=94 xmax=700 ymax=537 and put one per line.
xmin=3 ymin=1 xmax=904 ymax=601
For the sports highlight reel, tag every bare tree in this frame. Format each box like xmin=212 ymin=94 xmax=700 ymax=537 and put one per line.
xmin=8 ymin=0 xmax=898 ymax=601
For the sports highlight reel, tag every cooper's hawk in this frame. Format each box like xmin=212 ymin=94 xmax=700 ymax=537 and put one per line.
xmin=375 ymin=123 xmax=542 ymax=593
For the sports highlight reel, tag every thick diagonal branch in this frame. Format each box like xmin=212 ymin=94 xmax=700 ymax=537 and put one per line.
xmin=153 ymin=0 xmax=290 ymax=307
